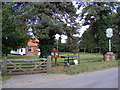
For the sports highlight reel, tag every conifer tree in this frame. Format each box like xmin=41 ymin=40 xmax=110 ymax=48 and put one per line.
xmin=2 ymin=3 xmax=30 ymax=56
xmin=11 ymin=2 xmax=78 ymax=57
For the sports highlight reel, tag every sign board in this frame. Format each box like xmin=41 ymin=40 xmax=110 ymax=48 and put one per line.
xmin=106 ymin=28 xmax=113 ymax=38
xmin=51 ymin=50 xmax=59 ymax=58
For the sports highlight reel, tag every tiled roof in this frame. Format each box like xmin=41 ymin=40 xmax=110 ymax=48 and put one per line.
xmin=27 ymin=39 xmax=39 ymax=46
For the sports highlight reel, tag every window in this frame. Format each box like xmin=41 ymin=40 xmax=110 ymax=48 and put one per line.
xmin=28 ymin=46 xmax=32 ymax=52
xmin=21 ymin=49 xmax=23 ymax=52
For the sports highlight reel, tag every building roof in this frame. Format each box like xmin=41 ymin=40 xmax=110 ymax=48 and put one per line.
xmin=27 ymin=39 xmax=39 ymax=47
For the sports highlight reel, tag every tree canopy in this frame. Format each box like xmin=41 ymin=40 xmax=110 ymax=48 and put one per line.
xmin=77 ymin=2 xmax=120 ymax=55
xmin=2 ymin=3 xmax=31 ymax=56
xmin=3 ymin=2 xmax=119 ymax=58
xmin=2 ymin=2 xmax=79 ymax=57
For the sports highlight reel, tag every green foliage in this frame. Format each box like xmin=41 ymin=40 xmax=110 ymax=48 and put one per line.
xmin=113 ymin=7 xmax=120 ymax=58
xmin=79 ymin=2 xmax=120 ymax=55
xmin=66 ymin=36 xmax=79 ymax=54
xmin=2 ymin=3 xmax=31 ymax=56
xmin=64 ymin=24 xmax=79 ymax=54
xmin=58 ymin=43 xmax=69 ymax=52
xmin=18 ymin=2 xmax=78 ymax=57
xmin=2 ymin=2 xmax=78 ymax=57
xmin=80 ymin=27 xmax=99 ymax=52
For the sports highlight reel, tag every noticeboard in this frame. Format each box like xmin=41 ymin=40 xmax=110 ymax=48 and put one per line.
xmin=51 ymin=50 xmax=59 ymax=58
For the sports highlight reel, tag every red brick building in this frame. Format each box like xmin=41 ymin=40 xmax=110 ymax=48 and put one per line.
xmin=25 ymin=39 xmax=40 ymax=55
xmin=10 ymin=39 xmax=40 ymax=55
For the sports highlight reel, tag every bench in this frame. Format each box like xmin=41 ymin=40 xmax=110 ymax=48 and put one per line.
xmin=61 ymin=55 xmax=80 ymax=65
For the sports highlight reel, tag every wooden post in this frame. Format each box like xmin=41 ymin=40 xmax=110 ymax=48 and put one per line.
xmin=47 ymin=55 xmax=52 ymax=72
xmin=0 ymin=59 xmax=2 ymax=77
xmin=78 ymin=54 xmax=80 ymax=64
xmin=2 ymin=57 xmax=7 ymax=75
xmin=55 ymin=58 xmax=57 ymax=65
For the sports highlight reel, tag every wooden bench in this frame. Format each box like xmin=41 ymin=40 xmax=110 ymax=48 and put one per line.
xmin=61 ymin=55 xmax=80 ymax=65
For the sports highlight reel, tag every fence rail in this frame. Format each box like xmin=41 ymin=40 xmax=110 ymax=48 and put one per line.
xmin=80 ymin=59 xmax=103 ymax=62
xmin=1 ymin=56 xmax=51 ymax=75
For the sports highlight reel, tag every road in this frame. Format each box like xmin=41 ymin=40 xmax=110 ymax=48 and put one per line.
xmin=2 ymin=67 xmax=118 ymax=88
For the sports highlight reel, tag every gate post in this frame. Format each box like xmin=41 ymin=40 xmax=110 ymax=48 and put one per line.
xmin=47 ymin=55 xmax=52 ymax=72
xmin=2 ymin=57 xmax=7 ymax=75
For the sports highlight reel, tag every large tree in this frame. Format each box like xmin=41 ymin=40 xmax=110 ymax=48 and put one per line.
xmin=2 ymin=3 xmax=31 ymax=56
xmin=77 ymin=2 xmax=120 ymax=55
xmin=113 ymin=6 xmax=120 ymax=58
xmin=14 ymin=2 xmax=78 ymax=57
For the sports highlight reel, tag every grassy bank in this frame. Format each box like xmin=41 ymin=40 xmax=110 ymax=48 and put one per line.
xmin=48 ymin=60 xmax=119 ymax=75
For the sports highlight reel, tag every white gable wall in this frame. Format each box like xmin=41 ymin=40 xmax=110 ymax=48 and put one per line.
xmin=18 ymin=48 xmax=26 ymax=55
xmin=10 ymin=48 xmax=26 ymax=55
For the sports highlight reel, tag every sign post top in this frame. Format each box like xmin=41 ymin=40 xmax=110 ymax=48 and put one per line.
xmin=106 ymin=28 xmax=113 ymax=38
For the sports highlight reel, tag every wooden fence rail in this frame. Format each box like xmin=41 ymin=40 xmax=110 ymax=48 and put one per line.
xmin=1 ymin=56 xmax=51 ymax=75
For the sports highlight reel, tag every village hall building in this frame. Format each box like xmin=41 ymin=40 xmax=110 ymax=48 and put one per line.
xmin=10 ymin=39 xmax=40 ymax=55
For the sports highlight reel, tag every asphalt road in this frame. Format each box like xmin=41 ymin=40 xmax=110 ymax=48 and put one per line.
xmin=2 ymin=67 xmax=118 ymax=88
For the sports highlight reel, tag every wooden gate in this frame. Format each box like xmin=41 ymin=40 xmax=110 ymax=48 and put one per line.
xmin=2 ymin=56 xmax=51 ymax=75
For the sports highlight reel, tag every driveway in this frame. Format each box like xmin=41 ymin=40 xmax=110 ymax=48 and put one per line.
xmin=2 ymin=67 xmax=118 ymax=88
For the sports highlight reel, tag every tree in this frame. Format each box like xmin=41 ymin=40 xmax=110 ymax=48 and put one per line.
xmin=80 ymin=28 xmax=99 ymax=53
xmin=66 ymin=35 xmax=79 ymax=54
xmin=54 ymin=39 xmax=69 ymax=52
xmin=113 ymin=6 xmax=120 ymax=58
xmin=77 ymin=2 xmax=120 ymax=55
xmin=14 ymin=2 xmax=78 ymax=57
xmin=2 ymin=3 xmax=31 ymax=56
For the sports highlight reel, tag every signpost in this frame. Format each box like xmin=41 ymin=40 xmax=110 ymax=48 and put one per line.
xmin=106 ymin=28 xmax=113 ymax=52
xmin=104 ymin=28 xmax=116 ymax=61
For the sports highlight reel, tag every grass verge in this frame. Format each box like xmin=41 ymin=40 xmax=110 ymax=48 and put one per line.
xmin=2 ymin=74 xmax=11 ymax=81
xmin=48 ymin=60 xmax=119 ymax=75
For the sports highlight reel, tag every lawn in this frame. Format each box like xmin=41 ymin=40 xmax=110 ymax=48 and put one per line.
xmin=52 ymin=52 xmax=103 ymax=65
xmin=7 ymin=54 xmax=39 ymax=59
xmin=7 ymin=52 xmax=103 ymax=59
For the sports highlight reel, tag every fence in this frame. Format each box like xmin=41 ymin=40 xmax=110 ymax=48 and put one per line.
xmin=79 ymin=54 xmax=103 ymax=61
xmin=1 ymin=56 xmax=51 ymax=75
